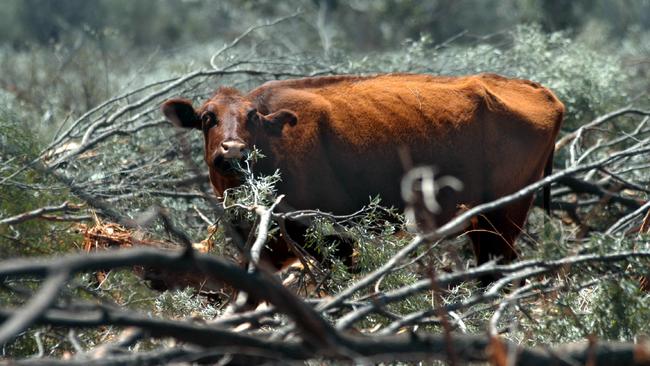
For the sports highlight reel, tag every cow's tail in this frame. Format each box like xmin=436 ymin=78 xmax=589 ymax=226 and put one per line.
xmin=543 ymin=149 xmax=554 ymax=215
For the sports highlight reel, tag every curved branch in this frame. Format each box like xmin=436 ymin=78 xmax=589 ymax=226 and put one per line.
xmin=0 ymin=202 xmax=83 ymax=226
xmin=0 ymin=270 xmax=69 ymax=345
xmin=555 ymin=106 xmax=650 ymax=151
xmin=0 ymin=247 xmax=343 ymax=352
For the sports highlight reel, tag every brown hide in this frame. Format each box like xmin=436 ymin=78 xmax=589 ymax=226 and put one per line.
xmin=163 ymin=73 xmax=564 ymax=269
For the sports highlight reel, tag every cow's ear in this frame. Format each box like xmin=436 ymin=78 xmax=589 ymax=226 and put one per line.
xmin=162 ymin=98 xmax=200 ymax=129
xmin=259 ymin=109 xmax=297 ymax=134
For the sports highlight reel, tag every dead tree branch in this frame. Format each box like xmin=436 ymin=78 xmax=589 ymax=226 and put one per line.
xmin=555 ymin=106 xmax=650 ymax=151
xmin=0 ymin=202 xmax=84 ymax=226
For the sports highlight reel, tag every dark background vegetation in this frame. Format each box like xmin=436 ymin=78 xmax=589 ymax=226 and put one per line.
xmin=3 ymin=0 xmax=650 ymax=49
xmin=1 ymin=0 xmax=650 ymax=363
xmin=1 ymin=0 xmax=649 ymax=127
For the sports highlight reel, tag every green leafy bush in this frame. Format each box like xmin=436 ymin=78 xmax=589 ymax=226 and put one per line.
xmin=0 ymin=99 xmax=81 ymax=257
xmin=155 ymin=287 xmax=221 ymax=319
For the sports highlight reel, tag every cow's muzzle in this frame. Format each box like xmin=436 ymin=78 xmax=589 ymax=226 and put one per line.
xmin=213 ymin=140 xmax=248 ymax=175
xmin=221 ymin=141 xmax=247 ymax=160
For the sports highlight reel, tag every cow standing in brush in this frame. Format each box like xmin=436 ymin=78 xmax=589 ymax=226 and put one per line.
xmin=163 ymin=73 xmax=564 ymax=272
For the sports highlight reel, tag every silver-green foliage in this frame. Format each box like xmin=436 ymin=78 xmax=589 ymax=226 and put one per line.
xmin=511 ymin=233 xmax=650 ymax=345
xmin=154 ymin=287 xmax=221 ymax=320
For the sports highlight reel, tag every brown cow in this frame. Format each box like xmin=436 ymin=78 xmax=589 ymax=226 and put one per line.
xmin=162 ymin=73 xmax=564 ymax=271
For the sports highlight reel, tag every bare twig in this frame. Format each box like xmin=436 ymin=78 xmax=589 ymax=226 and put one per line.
xmin=606 ymin=199 xmax=650 ymax=235
xmin=3 ymin=302 xmax=649 ymax=364
xmin=209 ymin=12 xmax=303 ymax=70
xmin=249 ymin=195 xmax=285 ymax=269
xmin=0 ymin=202 xmax=83 ymax=226
xmin=0 ymin=270 xmax=69 ymax=345
xmin=555 ymin=106 xmax=650 ymax=151
xmin=0 ymin=247 xmax=344 ymax=352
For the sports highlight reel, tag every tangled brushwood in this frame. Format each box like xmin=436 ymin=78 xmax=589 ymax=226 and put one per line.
xmin=1 ymin=14 xmax=650 ymax=366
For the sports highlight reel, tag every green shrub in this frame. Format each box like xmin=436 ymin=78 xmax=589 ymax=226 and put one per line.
xmin=0 ymin=100 xmax=82 ymax=257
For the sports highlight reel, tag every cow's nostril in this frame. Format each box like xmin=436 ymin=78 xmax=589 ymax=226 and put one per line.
xmin=221 ymin=142 xmax=229 ymax=151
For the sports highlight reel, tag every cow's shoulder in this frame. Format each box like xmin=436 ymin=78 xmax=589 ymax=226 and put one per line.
xmin=458 ymin=74 xmax=564 ymax=130
xmin=249 ymin=81 xmax=337 ymax=120
xmin=475 ymin=74 xmax=564 ymax=111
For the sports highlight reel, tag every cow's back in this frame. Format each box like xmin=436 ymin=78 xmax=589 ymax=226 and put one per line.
xmin=250 ymin=74 xmax=564 ymax=221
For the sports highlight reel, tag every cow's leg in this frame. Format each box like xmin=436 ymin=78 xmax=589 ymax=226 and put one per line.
xmin=468 ymin=196 xmax=534 ymax=283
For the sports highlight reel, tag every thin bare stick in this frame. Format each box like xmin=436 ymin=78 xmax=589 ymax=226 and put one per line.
xmin=210 ymin=12 xmax=303 ymax=70
xmin=0 ymin=202 xmax=83 ymax=225
xmin=249 ymin=195 xmax=285 ymax=269
xmin=555 ymin=106 xmax=650 ymax=151
xmin=0 ymin=270 xmax=69 ymax=345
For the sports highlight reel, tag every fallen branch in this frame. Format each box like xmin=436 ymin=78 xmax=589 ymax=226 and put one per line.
xmin=0 ymin=247 xmax=343 ymax=351
xmin=0 ymin=202 xmax=84 ymax=226
xmin=2 ymin=303 xmax=650 ymax=365
xmin=557 ymin=176 xmax=641 ymax=210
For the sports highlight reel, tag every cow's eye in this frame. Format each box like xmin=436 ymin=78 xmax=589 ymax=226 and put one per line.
xmin=201 ymin=112 xmax=217 ymax=129
xmin=246 ymin=108 xmax=258 ymax=123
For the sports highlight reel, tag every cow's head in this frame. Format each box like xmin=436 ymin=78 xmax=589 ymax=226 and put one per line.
xmin=162 ymin=87 xmax=297 ymax=195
